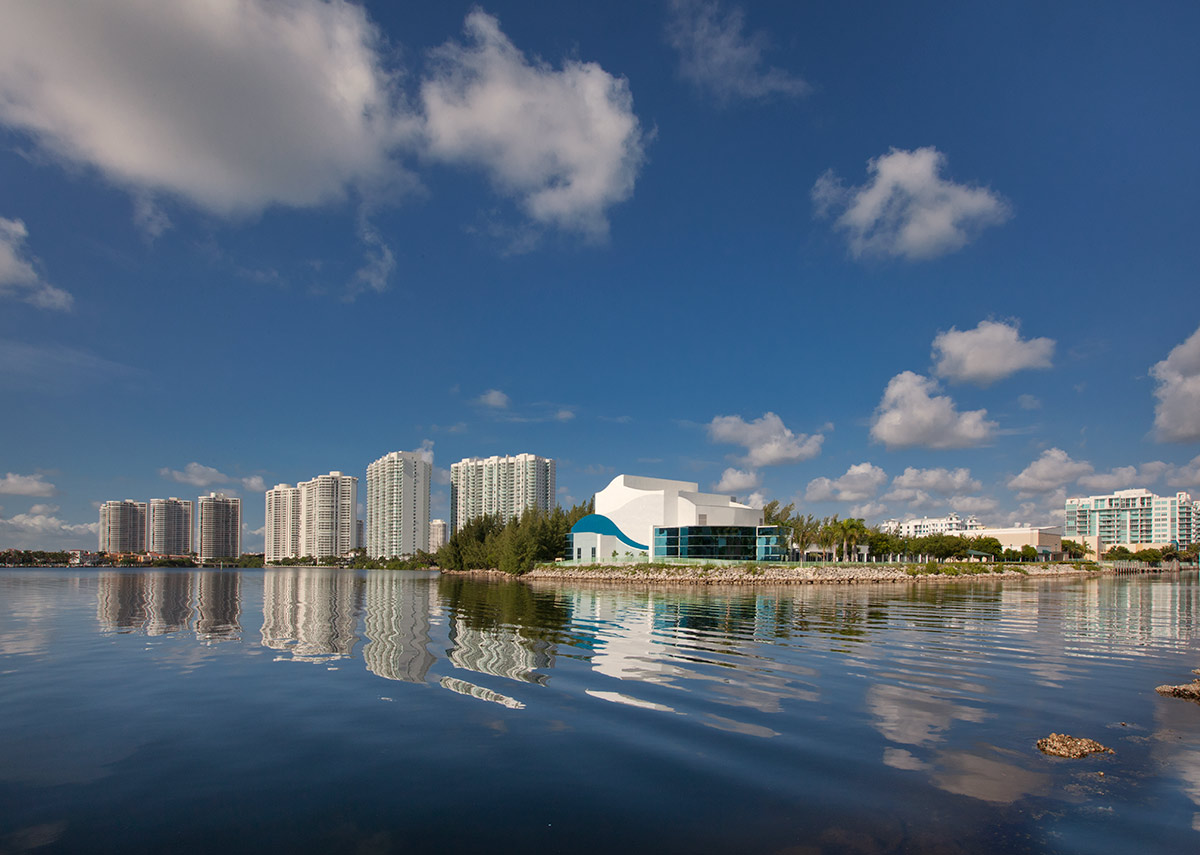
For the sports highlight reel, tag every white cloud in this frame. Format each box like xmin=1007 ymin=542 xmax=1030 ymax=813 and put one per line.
xmin=0 ymin=0 xmax=414 ymax=217
xmin=0 ymin=218 xmax=73 ymax=310
xmin=1077 ymin=462 xmax=1166 ymax=492
xmin=1007 ymin=449 xmax=1093 ymax=496
xmin=477 ymin=389 xmax=510 ymax=408
xmin=160 ymin=462 xmax=229 ymax=488
xmin=891 ymin=466 xmax=981 ymax=495
xmin=1168 ymin=455 xmax=1200 ymax=488
xmin=413 ymin=439 xmax=435 ymax=465
xmin=421 ymin=10 xmax=645 ymax=237
xmin=0 ymin=472 xmax=55 ymax=497
xmin=948 ymin=495 xmax=998 ymax=515
xmin=813 ymin=147 xmax=1011 ymax=261
xmin=708 ymin=412 xmax=823 ymax=466
xmin=1018 ymin=394 xmax=1041 ymax=410
xmin=241 ymin=476 xmax=267 ymax=493
xmin=880 ymin=487 xmax=937 ymax=510
xmin=0 ymin=508 xmax=98 ymax=549
xmin=349 ymin=216 xmax=396 ymax=297
xmin=870 ymin=372 xmax=996 ymax=449
xmin=806 ymin=462 xmax=887 ymax=503
xmin=28 ymin=503 xmax=58 ymax=515
xmin=665 ymin=0 xmax=808 ymax=104
xmin=713 ymin=467 xmax=760 ymax=493
xmin=931 ymin=320 xmax=1054 ymax=386
xmin=849 ymin=501 xmax=888 ymax=520
xmin=1151 ymin=324 xmax=1200 ymax=442
xmin=433 ymin=467 xmax=453 ymax=487
xmin=743 ymin=491 xmax=768 ymax=510
xmin=554 ymin=409 xmax=576 ymax=422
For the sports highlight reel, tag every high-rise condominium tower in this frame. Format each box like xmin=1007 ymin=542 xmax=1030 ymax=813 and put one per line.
xmin=198 ymin=493 xmax=241 ymax=561
xmin=449 ymin=454 xmax=555 ymax=533
xmin=99 ymin=499 xmax=147 ymax=553
xmin=429 ymin=519 xmax=447 ymax=552
xmin=264 ymin=484 xmax=301 ymax=563
xmin=148 ymin=498 xmax=193 ymax=555
xmin=367 ymin=451 xmax=431 ymax=558
xmin=298 ymin=471 xmax=358 ymax=559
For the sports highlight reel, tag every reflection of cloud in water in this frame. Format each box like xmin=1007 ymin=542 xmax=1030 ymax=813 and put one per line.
xmin=867 ymin=682 xmax=987 ymax=747
xmin=585 ymin=689 xmax=676 ymax=713
xmin=700 ymin=713 xmax=779 ymax=739
xmin=439 ymin=676 xmax=524 ymax=709
xmin=930 ymin=748 xmax=1049 ymax=804
xmin=1152 ymin=697 xmax=1200 ymax=811
xmin=883 ymin=747 xmax=929 ymax=771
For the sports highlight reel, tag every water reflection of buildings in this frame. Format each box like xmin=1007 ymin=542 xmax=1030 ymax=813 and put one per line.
xmin=96 ymin=571 xmax=240 ymax=640
xmin=363 ymin=572 xmax=436 ymax=683
xmin=261 ymin=568 xmax=360 ymax=663
xmin=446 ymin=619 xmax=553 ymax=685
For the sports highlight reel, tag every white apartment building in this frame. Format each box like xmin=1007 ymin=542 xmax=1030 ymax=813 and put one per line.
xmin=1065 ymin=488 xmax=1198 ymax=553
xmin=429 ymin=519 xmax=447 ymax=552
xmin=99 ymin=499 xmax=147 ymax=553
xmin=264 ymin=484 xmax=301 ymax=563
xmin=298 ymin=471 xmax=358 ymax=559
xmin=367 ymin=451 xmax=431 ymax=558
xmin=880 ymin=512 xmax=983 ymax=538
xmin=148 ymin=498 xmax=193 ymax=555
xmin=449 ymin=453 xmax=555 ymax=533
xmin=198 ymin=493 xmax=241 ymax=561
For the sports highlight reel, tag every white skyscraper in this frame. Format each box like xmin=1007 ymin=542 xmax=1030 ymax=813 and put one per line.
xmin=429 ymin=519 xmax=448 ymax=552
xmin=99 ymin=499 xmax=148 ymax=553
xmin=367 ymin=451 xmax=431 ymax=558
xmin=264 ymin=484 xmax=301 ymax=563
xmin=449 ymin=453 xmax=556 ymax=533
xmin=198 ymin=493 xmax=241 ymax=561
xmin=298 ymin=472 xmax=358 ymax=559
xmin=148 ymin=497 xmax=193 ymax=555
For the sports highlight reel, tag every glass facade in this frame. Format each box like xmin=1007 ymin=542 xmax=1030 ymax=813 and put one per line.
xmin=653 ymin=525 xmax=784 ymax=561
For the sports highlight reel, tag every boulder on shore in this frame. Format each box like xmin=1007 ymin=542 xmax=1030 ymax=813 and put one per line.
xmin=1155 ymin=680 xmax=1200 ymax=702
xmin=1036 ymin=733 xmax=1114 ymax=758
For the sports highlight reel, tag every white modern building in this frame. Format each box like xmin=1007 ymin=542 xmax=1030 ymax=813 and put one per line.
xmin=264 ymin=484 xmax=301 ymax=563
xmin=449 ymin=453 xmax=555 ymax=533
xmin=298 ymin=472 xmax=358 ymax=559
xmin=1065 ymin=488 xmax=1199 ymax=555
xmin=367 ymin=451 xmax=431 ymax=558
xmin=969 ymin=526 xmax=1062 ymax=556
xmin=429 ymin=519 xmax=447 ymax=552
xmin=569 ymin=474 xmax=779 ymax=562
xmin=880 ymin=512 xmax=984 ymax=538
xmin=148 ymin=497 xmax=193 ymax=555
xmin=99 ymin=499 xmax=147 ymax=553
xmin=198 ymin=493 xmax=241 ymax=561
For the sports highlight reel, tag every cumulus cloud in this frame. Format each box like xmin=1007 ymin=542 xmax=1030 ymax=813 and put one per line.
xmin=1077 ymin=462 xmax=1167 ymax=492
xmin=413 ymin=439 xmax=435 ymax=465
xmin=806 ymin=463 xmax=887 ymax=503
xmin=241 ymin=476 xmax=267 ymax=493
xmin=1007 ymin=449 xmax=1093 ymax=496
xmin=849 ymin=501 xmax=888 ymax=520
xmin=0 ymin=0 xmax=414 ymax=217
xmin=948 ymin=495 xmax=998 ymax=515
xmin=891 ymin=466 xmax=981 ymax=495
xmin=477 ymin=389 xmax=510 ymax=408
xmin=813 ymin=147 xmax=1011 ymax=261
xmin=713 ymin=467 xmax=760 ymax=493
xmin=743 ymin=491 xmax=767 ymax=510
xmin=160 ymin=462 xmax=230 ymax=488
xmin=665 ymin=0 xmax=808 ymax=104
xmin=932 ymin=320 xmax=1054 ymax=386
xmin=870 ymin=372 xmax=996 ymax=449
xmin=554 ymin=409 xmax=576 ymax=422
xmin=0 ymin=218 xmax=73 ymax=310
xmin=1151 ymin=324 xmax=1200 ymax=442
xmin=880 ymin=487 xmax=937 ymax=510
xmin=1168 ymin=455 xmax=1200 ymax=488
xmin=0 ymin=507 xmax=98 ymax=549
xmin=708 ymin=412 xmax=823 ymax=466
xmin=1018 ymin=394 xmax=1042 ymax=410
xmin=0 ymin=472 xmax=56 ymax=497
xmin=421 ymin=10 xmax=645 ymax=236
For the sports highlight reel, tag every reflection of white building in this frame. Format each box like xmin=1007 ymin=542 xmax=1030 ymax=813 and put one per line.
xmin=363 ymin=572 xmax=435 ymax=682
xmin=195 ymin=572 xmax=241 ymax=640
xmin=143 ymin=571 xmax=193 ymax=635
xmin=261 ymin=568 xmax=359 ymax=662
xmin=447 ymin=619 xmax=553 ymax=684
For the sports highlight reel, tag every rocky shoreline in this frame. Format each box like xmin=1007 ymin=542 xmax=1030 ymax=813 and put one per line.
xmin=501 ymin=562 xmax=1115 ymax=586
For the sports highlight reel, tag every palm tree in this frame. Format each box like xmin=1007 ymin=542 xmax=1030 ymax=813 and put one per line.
xmin=818 ymin=515 xmax=840 ymax=562
xmin=841 ymin=518 xmax=868 ymax=563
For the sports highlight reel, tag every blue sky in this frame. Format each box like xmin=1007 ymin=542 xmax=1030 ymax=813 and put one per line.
xmin=2 ymin=0 xmax=1199 ymax=550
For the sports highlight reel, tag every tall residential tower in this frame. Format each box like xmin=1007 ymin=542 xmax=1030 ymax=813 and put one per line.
xmin=367 ymin=451 xmax=431 ymax=558
xmin=198 ymin=493 xmax=241 ymax=562
xmin=148 ymin=497 xmax=193 ymax=555
xmin=449 ymin=453 xmax=555 ymax=533
xmin=298 ymin=472 xmax=358 ymax=559
xmin=99 ymin=500 xmax=148 ymax=553
xmin=264 ymin=484 xmax=301 ymax=563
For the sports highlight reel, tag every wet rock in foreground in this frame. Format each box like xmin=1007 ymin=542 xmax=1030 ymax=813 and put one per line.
xmin=1036 ymin=733 xmax=1115 ymax=758
xmin=1155 ymin=680 xmax=1200 ymax=702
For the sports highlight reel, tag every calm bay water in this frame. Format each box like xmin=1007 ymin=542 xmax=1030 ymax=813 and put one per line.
xmin=1 ymin=568 xmax=1199 ymax=854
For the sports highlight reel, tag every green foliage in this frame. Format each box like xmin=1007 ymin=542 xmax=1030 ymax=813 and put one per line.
xmin=436 ymin=499 xmax=593 ymax=575
xmin=1104 ymin=546 xmax=1134 ymax=560
xmin=1133 ymin=548 xmax=1163 ymax=564
xmin=1061 ymin=539 xmax=1090 ymax=559
xmin=0 ymin=549 xmax=73 ymax=566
